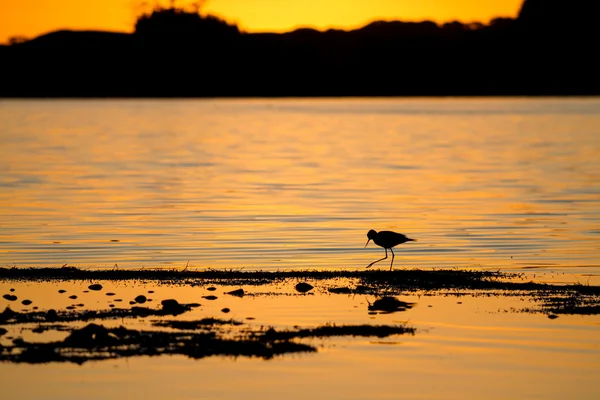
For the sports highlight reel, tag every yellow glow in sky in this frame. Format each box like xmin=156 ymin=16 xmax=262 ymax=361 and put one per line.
xmin=0 ymin=0 xmax=524 ymax=44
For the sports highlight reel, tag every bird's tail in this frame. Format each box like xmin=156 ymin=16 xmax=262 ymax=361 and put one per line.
xmin=408 ymin=238 xmax=417 ymax=242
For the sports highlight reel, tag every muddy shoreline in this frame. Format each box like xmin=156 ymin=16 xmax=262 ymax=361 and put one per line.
xmin=2 ymin=266 xmax=598 ymax=293
xmin=2 ymin=267 xmax=599 ymax=365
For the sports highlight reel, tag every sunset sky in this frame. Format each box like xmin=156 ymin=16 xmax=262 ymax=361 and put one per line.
xmin=1 ymin=0 xmax=524 ymax=44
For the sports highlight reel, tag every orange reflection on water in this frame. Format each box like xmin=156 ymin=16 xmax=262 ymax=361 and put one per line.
xmin=0 ymin=278 xmax=599 ymax=399
xmin=0 ymin=98 xmax=599 ymax=278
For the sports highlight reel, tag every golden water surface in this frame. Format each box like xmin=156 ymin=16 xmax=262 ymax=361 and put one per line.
xmin=1 ymin=98 xmax=599 ymax=279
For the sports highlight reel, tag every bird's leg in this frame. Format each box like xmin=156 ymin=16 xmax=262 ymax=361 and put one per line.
xmin=366 ymin=248 xmax=388 ymax=269
xmin=390 ymin=248 xmax=395 ymax=271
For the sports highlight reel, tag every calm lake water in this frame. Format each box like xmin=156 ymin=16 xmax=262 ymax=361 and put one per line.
xmin=1 ymin=98 xmax=600 ymax=278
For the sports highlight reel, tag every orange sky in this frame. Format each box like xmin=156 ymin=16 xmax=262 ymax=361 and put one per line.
xmin=0 ymin=0 xmax=524 ymax=44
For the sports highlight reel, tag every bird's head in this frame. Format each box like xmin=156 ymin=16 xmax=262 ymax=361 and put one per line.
xmin=365 ymin=229 xmax=378 ymax=247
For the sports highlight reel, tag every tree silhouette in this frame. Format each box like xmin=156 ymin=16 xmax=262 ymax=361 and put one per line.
xmin=134 ymin=0 xmax=239 ymax=49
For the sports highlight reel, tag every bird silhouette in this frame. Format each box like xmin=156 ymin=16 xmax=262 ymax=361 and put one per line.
xmin=365 ymin=229 xmax=416 ymax=271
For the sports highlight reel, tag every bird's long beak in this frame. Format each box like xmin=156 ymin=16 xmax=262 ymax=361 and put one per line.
xmin=364 ymin=238 xmax=371 ymax=248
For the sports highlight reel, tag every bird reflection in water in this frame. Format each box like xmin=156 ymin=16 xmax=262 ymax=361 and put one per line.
xmin=367 ymin=296 xmax=415 ymax=314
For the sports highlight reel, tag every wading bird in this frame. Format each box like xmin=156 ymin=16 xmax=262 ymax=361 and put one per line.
xmin=365 ymin=230 xmax=416 ymax=271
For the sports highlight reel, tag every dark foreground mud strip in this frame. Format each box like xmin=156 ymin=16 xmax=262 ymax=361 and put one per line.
xmin=256 ymin=324 xmax=416 ymax=341
xmin=529 ymin=291 xmax=600 ymax=316
xmin=0 ymin=322 xmax=415 ymax=364
xmin=153 ymin=318 xmax=244 ymax=329
xmin=0 ymin=300 xmax=199 ymax=325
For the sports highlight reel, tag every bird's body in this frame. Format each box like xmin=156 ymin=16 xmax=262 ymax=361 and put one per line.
xmin=365 ymin=229 xmax=416 ymax=271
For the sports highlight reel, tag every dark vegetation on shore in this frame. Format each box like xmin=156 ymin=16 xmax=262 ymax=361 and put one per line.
xmin=2 ymin=266 xmax=599 ymax=295
xmin=1 ymin=0 xmax=597 ymax=97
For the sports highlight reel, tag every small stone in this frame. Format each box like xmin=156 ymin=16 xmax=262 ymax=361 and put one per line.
xmin=3 ymin=294 xmax=17 ymax=301
xmin=161 ymin=299 xmax=186 ymax=314
xmin=21 ymin=299 xmax=32 ymax=306
xmin=295 ymin=282 xmax=314 ymax=293
xmin=134 ymin=295 xmax=147 ymax=304
xmin=106 ymin=293 xmax=116 ymax=296
xmin=58 ymin=290 xmax=66 ymax=293
xmin=207 ymin=287 xmax=217 ymax=291
xmin=161 ymin=299 xmax=180 ymax=308
xmin=202 ymin=295 xmax=218 ymax=300
xmin=10 ymin=288 xmax=15 ymax=292
xmin=69 ymin=295 xmax=78 ymax=299
xmin=548 ymin=314 xmax=559 ymax=319
xmin=226 ymin=288 xmax=244 ymax=297
xmin=221 ymin=308 xmax=230 ymax=313
xmin=88 ymin=284 xmax=103 ymax=291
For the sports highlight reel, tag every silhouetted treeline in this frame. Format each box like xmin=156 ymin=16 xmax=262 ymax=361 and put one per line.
xmin=1 ymin=0 xmax=598 ymax=97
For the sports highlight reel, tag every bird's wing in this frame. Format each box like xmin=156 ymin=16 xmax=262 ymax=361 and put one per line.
xmin=379 ymin=231 xmax=407 ymax=240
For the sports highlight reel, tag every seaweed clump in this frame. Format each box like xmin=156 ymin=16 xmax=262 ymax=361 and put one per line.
xmin=0 ymin=321 xmax=415 ymax=364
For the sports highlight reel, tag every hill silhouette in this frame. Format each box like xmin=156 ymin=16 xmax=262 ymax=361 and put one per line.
xmin=1 ymin=0 xmax=598 ymax=97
